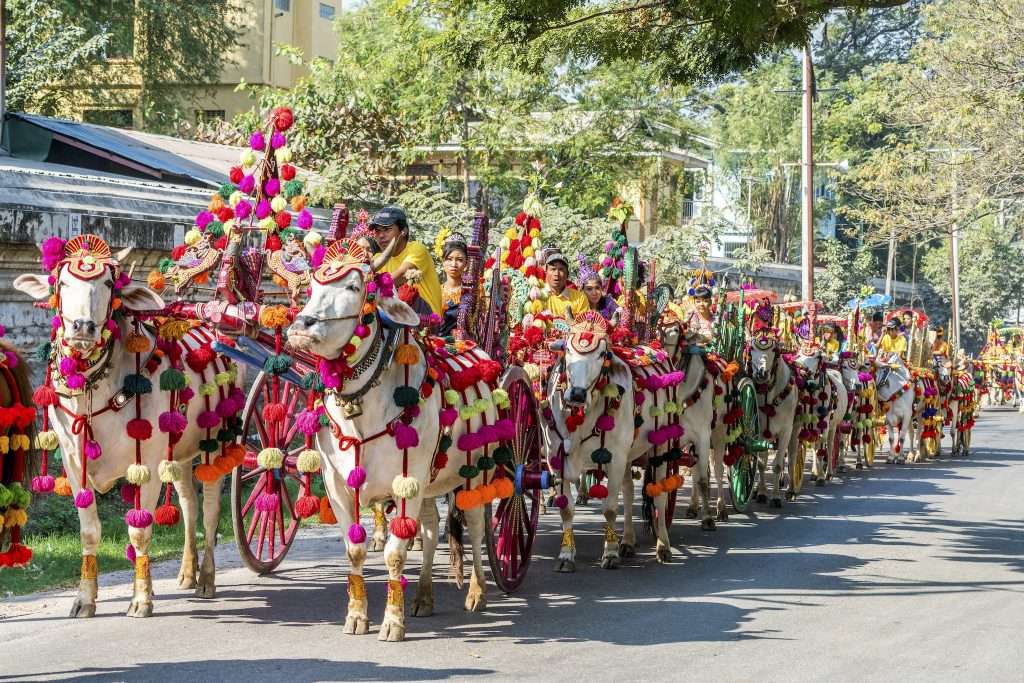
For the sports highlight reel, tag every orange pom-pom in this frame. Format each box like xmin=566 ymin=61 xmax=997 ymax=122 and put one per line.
xmin=644 ymin=482 xmax=663 ymax=498
xmin=494 ymin=477 xmax=515 ymax=499
xmin=125 ymin=333 xmax=150 ymax=354
xmin=147 ymin=270 xmax=166 ymax=291
xmin=319 ymin=496 xmax=337 ymax=524
xmin=213 ymin=454 xmax=236 ymax=474
xmin=361 ymin=303 xmax=375 ymax=316
xmin=395 ymin=344 xmax=419 ymax=365
xmin=290 ymin=195 xmax=306 ymax=212
xmin=110 ymin=297 xmax=122 ymax=310
xmin=224 ymin=443 xmax=246 ymax=466
xmin=476 ymin=483 xmax=497 ymax=503
xmin=54 ymin=476 xmax=72 ymax=497
xmin=194 ymin=271 xmax=210 ymax=285
xmin=456 ymin=489 xmax=482 ymax=511
xmin=722 ymin=361 xmax=740 ymax=382
xmin=272 ymin=274 xmax=287 ymax=288
xmin=259 ymin=305 xmax=291 ymax=329
xmin=194 ymin=463 xmax=221 ymax=483
xmin=208 ymin=195 xmax=225 ymax=211
xmin=47 ymin=294 xmax=59 ymax=310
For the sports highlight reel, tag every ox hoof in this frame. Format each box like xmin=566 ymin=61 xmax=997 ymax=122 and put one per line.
xmin=716 ymin=507 xmax=729 ymax=522
xmin=619 ymin=543 xmax=636 ymax=558
xmin=655 ymin=545 xmax=672 ymax=564
xmin=684 ymin=506 xmax=699 ymax=519
xmin=177 ymin=564 xmax=198 ymax=590
xmin=756 ymin=493 xmax=768 ymax=504
xmin=343 ymin=615 xmax=370 ymax=635
xmin=885 ymin=456 xmax=894 ymax=464
xmin=815 ymin=478 xmax=826 ymax=487
xmin=378 ymin=619 xmax=407 ymax=642
xmin=701 ymin=518 xmax=717 ymax=531
xmin=600 ymin=554 xmax=621 ymax=570
xmin=407 ymin=537 xmax=423 ymax=551
xmin=69 ymin=598 xmax=96 ymax=619
xmin=126 ymin=600 xmax=153 ymax=618
xmin=195 ymin=581 xmax=216 ymax=600
xmin=465 ymin=591 xmax=487 ymax=613
xmin=412 ymin=594 xmax=434 ymax=617
xmin=770 ymin=498 xmax=783 ymax=509
xmin=554 ymin=559 xmax=576 ymax=573
xmin=855 ymin=462 xmax=863 ymax=470
xmin=785 ymin=490 xmax=796 ymax=501
xmin=810 ymin=473 xmax=818 ymax=482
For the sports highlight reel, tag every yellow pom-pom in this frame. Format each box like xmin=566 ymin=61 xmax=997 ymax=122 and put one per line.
xmin=392 ymin=475 xmax=421 ymax=500
xmin=395 ymin=343 xmax=419 ymax=365
xmin=36 ymin=430 xmax=59 ymax=451
xmin=184 ymin=228 xmax=202 ymax=246
xmin=215 ymin=371 xmax=232 ymax=386
xmin=504 ymin=228 xmax=518 ymax=240
xmin=126 ymin=464 xmax=151 ymax=485
xmin=257 ymin=447 xmax=285 ymax=469
xmin=0 ymin=436 xmax=9 ymax=454
xmin=259 ymin=217 xmax=276 ymax=232
xmin=15 ymin=434 xmax=29 ymax=451
xmin=444 ymin=390 xmax=460 ymax=406
xmin=240 ymin=150 xmax=257 ymax=167
xmin=491 ymin=388 xmax=510 ymax=409
xmin=296 ymin=449 xmax=321 ymax=473
xmin=270 ymin=195 xmax=287 ymax=213
xmin=529 ymin=228 xmax=541 ymax=238
xmin=223 ymin=219 xmax=236 ymax=236
xmin=303 ymin=231 xmax=322 ymax=249
xmin=229 ymin=191 xmax=243 ymax=207
xmin=259 ymin=305 xmax=291 ymax=329
xmin=4 ymin=508 xmax=27 ymax=528
xmin=159 ymin=460 xmax=182 ymax=483
xmin=522 ymin=246 xmax=534 ymax=258
xmin=158 ymin=319 xmax=191 ymax=341
xmin=276 ymin=146 xmax=292 ymax=163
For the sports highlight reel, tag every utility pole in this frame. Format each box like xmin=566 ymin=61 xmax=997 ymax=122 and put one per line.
xmin=950 ymin=161 xmax=961 ymax=350
xmin=1 ymin=0 xmax=6 ymax=150
xmin=884 ymin=226 xmax=896 ymax=298
xmin=801 ymin=43 xmax=815 ymax=304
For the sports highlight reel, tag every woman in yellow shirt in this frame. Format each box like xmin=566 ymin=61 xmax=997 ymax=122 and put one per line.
xmin=369 ymin=206 xmax=443 ymax=315
xmin=877 ymin=319 xmax=908 ymax=361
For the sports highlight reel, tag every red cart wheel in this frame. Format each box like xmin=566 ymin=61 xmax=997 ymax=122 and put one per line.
xmin=485 ymin=367 xmax=543 ymax=593
xmin=232 ymin=372 xmax=309 ymax=574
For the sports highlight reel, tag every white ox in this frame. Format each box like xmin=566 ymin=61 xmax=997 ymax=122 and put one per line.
xmin=16 ymin=250 xmax=234 ymax=618
xmin=873 ymin=354 xmax=920 ymax=464
xmin=286 ymin=242 xmax=497 ymax=642
xmin=793 ymin=348 xmax=850 ymax=485
xmin=747 ymin=335 xmax=799 ymax=506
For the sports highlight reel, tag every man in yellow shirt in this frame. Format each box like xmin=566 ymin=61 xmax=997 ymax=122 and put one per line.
xmin=370 ymin=206 xmax=443 ymax=315
xmin=877 ymin=319 xmax=908 ymax=362
xmin=542 ymin=251 xmax=588 ymax=321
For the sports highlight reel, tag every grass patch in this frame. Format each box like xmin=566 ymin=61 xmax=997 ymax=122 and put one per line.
xmin=3 ymin=487 xmax=234 ymax=597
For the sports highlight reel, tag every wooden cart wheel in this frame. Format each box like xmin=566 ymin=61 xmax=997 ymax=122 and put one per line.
xmin=485 ymin=367 xmax=543 ymax=593
xmin=232 ymin=372 xmax=309 ymax=574
xmin=731 ymin=378 xmax=759 ymax=513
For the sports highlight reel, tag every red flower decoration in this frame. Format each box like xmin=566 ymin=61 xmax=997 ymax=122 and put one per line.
xmin=265 ymin=234 xmax=282 ymax=251
xmin=280 ymin=163 xmax=296 ymax=180
xmin=275 ymin=211 xmax=291 ymax=228
xmin=228 ymin=166 xmax=243 ymax=184
xmin=273 ymin=106 xmax=294 ymax=131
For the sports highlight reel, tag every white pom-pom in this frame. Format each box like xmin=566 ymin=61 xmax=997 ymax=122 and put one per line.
xmin=159 ymin=460 xmax=182 ymax=483
xmin=126 ymin=463 xmax=151 ymax=485
xmin=296 ymin=449 xmax=321 ymax=473
xmin=392 ymin=475 xmax=420 ymax=500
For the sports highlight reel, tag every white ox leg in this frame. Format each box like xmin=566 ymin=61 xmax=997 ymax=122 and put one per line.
xmin=652 ymin=463 xmax=672 ymax=563
xmin=322 ymin=467 xmax=369 ymax=636
xmin=71 ymin=485 xmax=101 ymax=618
xmin=371 ymin=503 xmax=387 ymax=552
xmin=464 ymin=504 xmax=488 ymax=612
xmin=555 ymin=485 xmax=578 ymax=573
xmin=196 ymin=476 xmax=223 ymax=599
xmin=620 ymin=463 xmax=637 ymax=558
xmin=412 ymin=496 xmax=438 ymax=617
xmin=378 ymin=498 xmax=422 ymax=642
xmin=126 ymin=476 xmax=162 ymax=618
xmin=172 ymin=473 xmax=200 ymax=590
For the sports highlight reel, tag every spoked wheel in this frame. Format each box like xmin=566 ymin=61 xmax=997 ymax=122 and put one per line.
xmin=485 ymin=367 xmax=544 ymax=593
xmin=232 ymin=372 xmax=309 ymax=574
xmin=789 ymin=446 xmax=806 ymax=496
xmin=731 ymin=378 xmax=760 ymax=513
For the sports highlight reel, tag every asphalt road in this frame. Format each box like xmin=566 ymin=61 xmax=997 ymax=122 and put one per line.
xmin=2 ymin=408 xmax=1023 ymax=682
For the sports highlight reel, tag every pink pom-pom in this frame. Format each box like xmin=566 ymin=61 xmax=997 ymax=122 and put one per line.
xmin=249 ymin=131 xmax=266 ymax=151
xmin=296 ymin=209 xmax=313 ymax=229
xmin=457 ymin=432 xmax=482 ymax=452
xmin=555 ymin=494 xmax=569 ymax=509
xmin=311 ymin=244 xmax=326 ymax=268
xmin=66 ymin=373 xmax=85 ymax=390
xmin=394 ymin=422 xmax=419 ymax=449
xmin=406 ymin=405 xmax=421 ymax=419
xmin=216 ymin=398 xmax=237 ymax=418
xmin=634 ymin=391 xmax=646 ymax=406
xmin=366 ymin=281 xmax=378 ymax=294
xmin=125 ymin=543 xmax=136 ymax=563
xmin=51 ymin=315 xmax=62 ymax=330
xmin=195 ymin=211 xmax=214 ymax=229
xmin=158 ymin=410 xmax=188 ymax=434
xmin=264 ymin=178 xmax=280 ymax=197
xmin=239 ymin=175 xmax=256 ymax=194
xmin=179 ymin=386 xmax=195 ymax=403
xmin=354 ymin=324 xmax=370 ymax=339
xmin=439 ymin=408 xmax=458 ymax=427
xmin=120 ymin=483 xmax=137 ymax=504
xmin=229 ymin=386 xmax=246 ymax=404
xmin=75 ymin=489 xmax=94 ymax=508
xmin=59 ymin=356 xmax=78 ymax=376
xmin=255 ymin=198 xmax=273 ymax=219
xmin=31 ymin=475 xmax=55 ymax=493
xmin=4 ymin=351 xmax=17 ymax=368
xmin=346 ymin=466 xmax=367 ymax=488
xmin=270 ymin=131 xmax=286 ymax=149
xmin=84 ymin=440 xmax=102 ymax=460
xmin=197 ymin=410 xmax=221 ymax=429
xmin=596 ymin=414 xmax=616 ymax=432
xmin=255 ymin=492 xmax=280 ymax=511
xmin=645 ymin=375 xmax=664 ymax=391
xmin=494 ymin=418 xmax=515 ymax=441
xmin=125 ymin=508 xmax=153 ymax=529
xmin=235 ymin=199 xmax=252 ymax=219
xmin=295 ymin=410 xmax=320 ymax=436
xmin=549 ymin=454 xmax=563 ymax=470
xmin=41 ymin=237 xmax=66 ymax=271
xmin=348 ymin=523 xmax=367 ymax=544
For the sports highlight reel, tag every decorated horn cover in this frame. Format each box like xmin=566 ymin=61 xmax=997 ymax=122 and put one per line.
xmin=61 ymin=235 xmax=116 ymax=280
xmin=568 ymin=310 xmax=609 ymax=354
xmin=312 ymin=239 xmax=370 ymax=284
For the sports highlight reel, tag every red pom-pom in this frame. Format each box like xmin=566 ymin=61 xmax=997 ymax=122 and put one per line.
xmin=185 ymin=345 xmax=215 ymax=372
xmin=265 ymin=234 xmax=282 ymax=251
xmin=216 ymin=206 xmax=234 ymax=222
xmin=434 ymin=452 xmax=448 ymax=469
xmin=295 ymin=495 xmax=320 ymax=519
xmin=527 ymin=216 xmax=541 ymax=231
xmin=484 ymin=257 xmax=496 ymax=269
xmin=155 ymin=504 xmax=180 ymax=526
xmin=514 ymin=212 xmax=527 ymax=226
xmin=33 ymin=384 xmax=58 ymax=407
xmin=275 ymin=211 xmax=292 ymax=228
xmin=171 ymin=244 xmax=187 ymax=261
xmin=126 ymin=418 xmax=153 ymax=441
xmin=273 ymin=106 xmax=294 ymax=131
xmin=280 ymin=163 xmax=296 ymax=180
xmin=389 ymin=515 xmax=419 ymax=540
xmin=262 ymin=402 xmax=287 ymax=423
xmin=588 ymin=483 xmax=609 ymax=499
xmin=228 ymin=166 xmax=243 ymax=184
xmin=479 ymin=360 xmax=502 ymax=385
xmin=523 ymin=326 xmax=543 ymax=346
xmin=214 ymin=236 xmax=228 ymax=250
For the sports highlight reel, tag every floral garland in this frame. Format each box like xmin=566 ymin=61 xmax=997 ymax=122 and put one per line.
xmin=0 ymin=327 xmax=34 ymax=569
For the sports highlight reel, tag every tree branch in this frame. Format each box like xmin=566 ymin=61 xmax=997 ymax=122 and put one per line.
xmin=536 ymin=1 xmax=704 ymax=35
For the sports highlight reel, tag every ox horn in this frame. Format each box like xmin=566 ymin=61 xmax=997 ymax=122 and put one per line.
xmin=370 ymin=238 xmax=399 ymax=273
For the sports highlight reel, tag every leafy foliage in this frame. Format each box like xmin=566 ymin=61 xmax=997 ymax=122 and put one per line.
xmin=815 ymin=238 xmax=878 ymax=312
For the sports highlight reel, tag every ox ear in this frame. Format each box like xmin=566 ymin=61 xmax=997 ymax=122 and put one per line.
xmin=119 ymin=283 xmax=165 ymax=312
xmin=608 ymin=348 xmax=633 ymax=399
xmin=115 ymin=246 xmax=133 ymax=264
xmin=13 ymin=274 xmax=50 ymax=300
xmin=377 ymin=296 xmax=419 ymax=328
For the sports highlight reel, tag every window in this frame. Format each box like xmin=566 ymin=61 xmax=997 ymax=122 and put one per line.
xmin=319 ymin=2 xmax=335 ymax=19
xmin=274 ymin=0 xmax=290 ymax=11
xmin=83 ymin=110 xmax=134 ymax=129
xmin=196 ymin=110 xmax=226 ymax=124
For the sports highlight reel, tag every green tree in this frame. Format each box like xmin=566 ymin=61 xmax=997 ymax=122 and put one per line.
xmin=815 ymin=237 xmax=877 ymax=311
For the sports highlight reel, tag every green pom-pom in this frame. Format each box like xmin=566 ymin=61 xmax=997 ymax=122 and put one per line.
xmin=35 ymin=341 xmax=52 ymax=363
xmin=301 ymin=371 xmax=325 ymax=393
xmin=159 ymin=368 xmax=187 ymax=391
xmin=318 ymin=413 xmax=330 ymax=427
xmin=492 ymin=445 xmax=513 ymax=465
xmin=199 ymin=438 xmax=220 ymax=453
xmin=476 ymin=456 xmax=495 ymax=470
xmin=438 ymin=435 xmax=453 ymax=453
xmin=634 ymin=415 xmax=645 ymax=429
xmin=263 ymin=353 xmax=292 ymax=375
xmin=158 ymin=257 xmax=175 ymax=274
xmin=9 ymin=482 xmax=30 ymax=508
xmin=458 ymin=465 xmax=480 ymax=479
xmin=123 ymin=373 xmax=152 ymax=396
xmin=393 ymin=385 xmax=420 ymax=408
xmin=206 ymin=221 xmax=225 ymax=238
xmin=283 ymin=179 xmax=304 ymax=199
xmin=217 ymin=428 xmax=236 ymax=442
xmin=219 ymin=183 xmax=236 ymax=200
xmin=361 ymin=314 xmax=375 ymax=325
xmin=590 ymin=447 xmax=612 ymax=465
xmin=0 ymin=483 xmax=12 ymax=508
xmin=666 ymin=447 xmax=683 ymax=462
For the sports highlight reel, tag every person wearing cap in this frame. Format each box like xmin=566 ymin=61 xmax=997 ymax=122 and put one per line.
xmin=877 ymin=318 xmax=908 ymax=362
xmin=369 ymin=205 xmax=443 ymax=315
xmin=931 ymin=327 xmax=950 ymax=365
xmin=542 ymin=251 xmax=588 ymax=320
